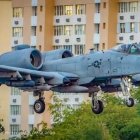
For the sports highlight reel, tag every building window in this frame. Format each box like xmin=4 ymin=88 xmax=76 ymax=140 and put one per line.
xmin=94 ymin=44 xmax=99 ymax=51
xmin=103 ymin=2 xmax=106 ymax=8
xmin=31 ymin=26 xmax=36 ymax=36
xmin=95 ymin=24 xmax=100 ymax=33
xmin=119 ymin=2 xmax=138 ymax=13
xmin=54 ymin=45 xmax=72 ymax=52
xmin=39 ymin=25 xmax=42 ymax=32
xmin=54 ymin=45 xmax=63 ymax=50
xmin=119 ymin=2 xmax=127 ymax=13
xmin=63 ymin=98 xmax=69 ymax=102
xmin=10 ymin=105 xmax=21 ymax=115
xmin=40 ymin=6 xmax=43 ymax=12
xmin=29 ymin=124 xmax=34 ymax=132
xmin=13 ymin=8 xmax=23 ymax=18
xmin=120 ymin=23 xmax=125 ymax=33
xmin=103 ymin=23 xmax=106 ymax=29
xmin=32 ymin=6 xmax=37 ymax=16
xmin=64 ymin=45 xmax=72 ymax=52
xmin=31 ymin=46 xmax=36 ymax=48
xmin=54 ymin=26 xmax=64 ymax=36
xmin=64 ymin=25 xmax=72 ymax=35
xmin=13 ymin=27 xmax=23 ymax=37
xmin=39 ymin=45 xmax=42 ymax=51
xmin=29 ymin=105 xmax=34 ymax=114
xmin=75 ymin=45 xmax=85 ymax=55
xmin=130 ymin=35 xmax=134 ymax=40
xmin=102 ymin=43 xmax=105 ymax=50
xmin=75 ymin=5 xmax=86 ymax=15
xmin=95 ymin=3 xmax=100 ymax=13
xmin=64 ymin=5 xmax=73 ymax=15
xmin=75 ymin=25 xmax=85 ymax=35
xmin=130 ymin=2 xmax=138 ymax=12
xmin=75 ymin=98 xmax=79 ymax=102
xmin=130 ymin=22 xmax=135 ymax=32
xmin=11 ymin=88 xmax=21 ymax=95
xmin=55 ymin=6 xmax=64 ymax=16
xmin=10 ymin=125 xmax=20 ymax=136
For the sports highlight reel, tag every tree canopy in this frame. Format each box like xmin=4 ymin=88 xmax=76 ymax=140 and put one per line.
xmin=10 ymin=88 xmax=140 ymax=140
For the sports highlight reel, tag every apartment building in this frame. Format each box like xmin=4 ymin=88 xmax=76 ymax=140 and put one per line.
xmin=0 ymin=0 xmax=140 ymax=139
xmin=117 ymin=1 xmax=140 ymax=44
xmin=0 ymin=0 xmax=12 ymax=139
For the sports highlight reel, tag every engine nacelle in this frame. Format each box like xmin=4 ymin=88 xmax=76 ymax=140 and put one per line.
xmin=0 ymin=48 xmax=43 ymax=70
xmin=42 ymin=49 xmax=73 ymax=62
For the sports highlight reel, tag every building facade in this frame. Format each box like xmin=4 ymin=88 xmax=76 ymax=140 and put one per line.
xmin=0 ymin=0 xmax=12 ymax=139
xmin=0 ymin=0 xmax=140 ymax=138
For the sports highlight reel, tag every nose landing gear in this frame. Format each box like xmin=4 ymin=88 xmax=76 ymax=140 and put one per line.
xmin=120 ymin=77 xmax=135 ymax=107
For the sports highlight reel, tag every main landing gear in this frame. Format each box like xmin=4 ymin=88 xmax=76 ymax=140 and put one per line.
xmin=90 ymin=77 xmax=135 ymax=114
xmin=120 ymin=77 xmax=134 ymax=107
xmin=33 ymin=91 xmax=45 ymax=114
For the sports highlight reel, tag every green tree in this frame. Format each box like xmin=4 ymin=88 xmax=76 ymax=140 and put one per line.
xmin=47 ymin=103 xmax=111 ymax=140
xmin=119 ymin=118 xmax=140 ymax=140
xmin=20 ymin=92 xmax=140 ymax=140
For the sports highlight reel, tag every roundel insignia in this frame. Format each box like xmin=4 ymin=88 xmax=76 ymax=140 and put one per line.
xmin=93 ymin=60 xmax=100 ymax=68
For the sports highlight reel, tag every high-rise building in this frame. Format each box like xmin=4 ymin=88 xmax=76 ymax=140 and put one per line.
xmin=0 ymin=0 xmax=12 ymax=139
xmin=0 ymin=0 xmax=140 ymax=138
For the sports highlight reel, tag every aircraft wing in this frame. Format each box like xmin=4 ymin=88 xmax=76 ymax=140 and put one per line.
xmin=0 ymin=65 xmax=79 ymax=86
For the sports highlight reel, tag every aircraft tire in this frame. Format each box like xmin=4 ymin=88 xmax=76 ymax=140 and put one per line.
xmin=91 ymin=100 xmax=103 ymax=114
xmin=34 ymin=99 xmax=45 ymax=114
xmin=126 ymin=97 xmax=134 ymax=107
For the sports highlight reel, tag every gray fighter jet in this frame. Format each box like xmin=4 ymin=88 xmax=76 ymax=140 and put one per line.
xmin=0 ymin=43 xmax=140 ymax=114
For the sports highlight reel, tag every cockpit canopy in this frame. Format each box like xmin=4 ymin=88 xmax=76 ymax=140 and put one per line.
xmin=112 ymin=43 xmax=140 ymax=54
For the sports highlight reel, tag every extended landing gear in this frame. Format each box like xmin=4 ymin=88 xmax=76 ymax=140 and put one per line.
xmin=33 ymin=91 xmax=45 ymax=114
xmin=90 ymin=92 xmax=104 ymax=114
xmin=120 ymin=77 xmax=134 ymax=107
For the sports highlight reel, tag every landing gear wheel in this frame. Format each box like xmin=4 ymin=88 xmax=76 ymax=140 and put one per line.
xmin=126 ymin=97 xmax=134 ymax=107
xmin=91 ymin=100 xmax=103 ymax=114
xmin=34 ymin=99 xmax=45 ymax=114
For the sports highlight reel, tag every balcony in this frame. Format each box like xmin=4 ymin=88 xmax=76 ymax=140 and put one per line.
xmin=10 ymin=95 xmax=21 ymax=105
xmin=12 ymin=18 xmax=23 ymax=27
xmin=12 ymin=37 xmax=23 ymax=47
xmin=31 ymin=16 xmax=37 ymax=26
xmin=31 ymin=0 xmax=38 ymax=6
xmin=10 ymin=115 xmax=21 ymax=124
xmin=74 ymin=35 xmax=85 ymax=44
xmin=53 ymin=15 xmax=86 ymax=25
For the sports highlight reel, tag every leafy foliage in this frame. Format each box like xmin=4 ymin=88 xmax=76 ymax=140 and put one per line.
xmin=12 ymin=88 xmax=140 ymax=140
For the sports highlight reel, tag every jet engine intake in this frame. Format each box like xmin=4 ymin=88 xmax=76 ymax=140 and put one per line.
xmin=42 ymin=49 xmax=73 ymax=61
xmin=30 ymin=50 xmax=42 ymax=68
xmin=0 ymin=48 xmax=43 ymax=70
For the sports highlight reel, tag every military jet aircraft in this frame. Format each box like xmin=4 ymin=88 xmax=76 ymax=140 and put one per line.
xmin=0 ymin=43 xmax=140 ymax=114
